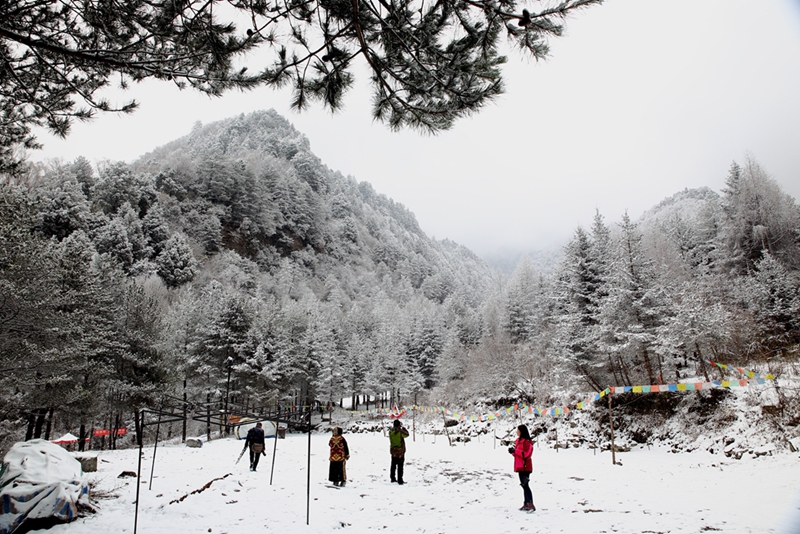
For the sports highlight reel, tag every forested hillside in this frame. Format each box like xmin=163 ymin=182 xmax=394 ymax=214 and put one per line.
xmin=2 ymin=111 xmax=799 ymax=453
xmin=0 ymin=110 xmax=494 ymax=449
xmin=497 ymin=160 xmax=799 ymax=394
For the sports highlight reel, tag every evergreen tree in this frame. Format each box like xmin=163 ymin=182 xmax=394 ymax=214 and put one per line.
xmin=92 ymin=162 xmax=155 ymax=216
xmin=504 ymin=256 xmax=540 ymax=343
xmin=0 ymin=186 xmax=64 ymax=434
xmin=103 ymin=281 xmax=168 ymax=424
xmin=599 ymin=213 xmax=668 ymax=385
xmin=156 ymin=234 xmax=199 ymax=288
xmin=739 ymin=252 xmax=800 ymax=353
xmin=405 ymin=307 xmax=445 ymax=389
xmin=93 ymin=217 xmax=135 ymax=271
xmin=555 ymin=226 xmax=606 ymax=390
xmin=141 ymin=204 xmax=172 ymax=256
xmin=70 ymin=157 xmax=97 ymax=199
xmin=654 ymin=278 xmax=731 ymax=382
xmin=36 ymin=180 xmax=91 ymax=241
xmin=720 ymin=158 xmax=800 ymax=273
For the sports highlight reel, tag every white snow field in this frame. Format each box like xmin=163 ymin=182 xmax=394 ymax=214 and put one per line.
xmin=44 ymin=431 xmax=799 ymax=534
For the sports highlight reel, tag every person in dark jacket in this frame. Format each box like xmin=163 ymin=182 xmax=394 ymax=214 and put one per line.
xmin=508 ymin=424 xmax=535 ymax=511
xmin=245 ymin=422 xmax=266 ymax=472
xmin=328 ymin=427 xmax=350 ymax=486
xmin=389 ymin=419 xmax=409 ymax=485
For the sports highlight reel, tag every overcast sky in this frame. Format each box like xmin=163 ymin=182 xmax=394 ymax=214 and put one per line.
xmin=31 ymin=0 xmax=800 ymax=258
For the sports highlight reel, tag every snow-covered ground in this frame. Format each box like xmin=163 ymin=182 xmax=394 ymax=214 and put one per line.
xmin=46 ymin=430 xmax=800 ymax=534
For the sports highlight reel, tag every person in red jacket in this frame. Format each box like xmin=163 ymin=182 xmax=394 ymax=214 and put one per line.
xmin=508 ymin=424 xmax=535 ymax=511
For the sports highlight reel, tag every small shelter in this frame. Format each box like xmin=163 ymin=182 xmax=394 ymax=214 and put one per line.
xmin=51 ymin=433 xmax=79 ymax=445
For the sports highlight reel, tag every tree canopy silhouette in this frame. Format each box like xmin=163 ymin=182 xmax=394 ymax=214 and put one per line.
xmin=0 ymin=0 xmax=601 ymax=169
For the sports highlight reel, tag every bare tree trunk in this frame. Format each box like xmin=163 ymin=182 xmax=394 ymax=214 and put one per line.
xmin=43 ymin=408 xmax=53 ymax=440
xmin=33 ymin=408 xmax=46 ymax=439
xmin=608 ymin=355 xmax=621 ymax=386
xmin=695 ymin=344 xmax=710 ymax=382
xmin=134 ymin=408 xmax=142 ymax=447
xmin=25 ymin=412 xmax=36 ymax=441
xmin=79 ymin=423 xmax=86 ymax=452
xmin=642 ymin=347 xmax=655 ymax=384
xmin=103 ymin=412 xmax=111 ymax=450
xmin=579 ymin=363 xmax=603 ymax=392
xmin=656 ymin=349 xmax=665 ymax=383
xmin=618 ymin=356 xmax=633 ymax=385
xmin=708 ymin=345 xmax=726 ymax=380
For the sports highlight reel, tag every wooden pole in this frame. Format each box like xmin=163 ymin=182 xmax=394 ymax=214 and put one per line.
xmin=134 ymin=410 xmax=144 ymax=534
xmin=270 ymin=410 xmax=279 ymax=486
xmin=206 ymin=393 xmax=211 ymax=442
xmin=412 ymin=395 xmax=416 ymax=443
xmin=182 ymin=380 xmax=187 ymax=443
xmin=306 ymin=409 xmax=312 ymax=526
xmin=148 ymin=407 xmax=162 ymax=490
xmin=608 ymin=389 xmax=616 ymax=466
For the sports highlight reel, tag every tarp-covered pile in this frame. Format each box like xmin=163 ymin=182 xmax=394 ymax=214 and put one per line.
xmin=0 ymin=439 xmax=88 ymax=534
xmin=235 ymin=420 xmax=276 ymax=440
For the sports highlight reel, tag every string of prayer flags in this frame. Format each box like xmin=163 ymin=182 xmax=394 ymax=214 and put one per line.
xmin=335 ymin=360 xmax=773 ymax=423
xmin=705 ymin=360 xmax=775 ymax=381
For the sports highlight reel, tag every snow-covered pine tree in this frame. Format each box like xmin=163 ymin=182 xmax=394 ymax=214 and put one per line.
xmin=720 ymin=158 xmax=800 ymax=273
xmin=739 ymin=252 xmax=800 ymax=355
xmin=156 ymin=234 xmax=199 ymax=288
xmin=555 ymin=226 xmax=606 ymax=391
xmin=504 ymin=256 xmax=540 ymax=343
xmin=599 ymin=213 xmax=669 ymax=386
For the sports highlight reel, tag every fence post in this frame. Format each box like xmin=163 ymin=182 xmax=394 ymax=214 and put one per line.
xmin=608 ymin=388 xmax=616 ymax=466
xmin=306 ymin=409 xmax=311 ymax=526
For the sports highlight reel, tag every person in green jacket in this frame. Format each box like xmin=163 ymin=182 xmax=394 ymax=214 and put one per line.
xmin=388 ymin=419 xmax=409 ymax=484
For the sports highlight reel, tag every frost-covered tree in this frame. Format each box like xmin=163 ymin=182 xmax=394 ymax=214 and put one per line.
xmin=504 ymin=256 xmax=540 ymax=343
xmin=92 ymin=162 xmax=155 ymax=216
xmin=156 ymin=234 xmax=199 ymax=288
xmin=36 ymin=180 xmax=91 ymax=241
xmin=739 ymin=253 xmax=800 ymax=354
xmin=185 ymin=208 xmax=223 ymax=255
xmin=343 ymin=331 xmax=373 ymax=408
xmin=105 ymin=282 xmax=169 ymax=441
xmin=141 ymin=203 xmax=171 ymax=256
xmin=599 ymin=213 xmax=669 ymax=385
xmin=93 ymin=217 xmax=135 ymax=271
xmin=70 ymin=157 xmax=96 ymax=199
xmin=720 ymin=159 xmax=800 ymax=273
xmin=555 ymin=225 xmax=607 ymax=390
xmin=1 ymin=186 xmax=64 ymax=436
xmin=405 ymin=306 xmax=445 ymax=389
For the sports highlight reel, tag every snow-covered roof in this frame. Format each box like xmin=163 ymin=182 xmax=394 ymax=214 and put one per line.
xmin=52 ymin=433 xmax=80 ymax=444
